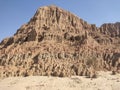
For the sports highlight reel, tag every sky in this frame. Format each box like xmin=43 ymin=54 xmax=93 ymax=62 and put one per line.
xmin=0 ymin=0 xmax=120 ymax=42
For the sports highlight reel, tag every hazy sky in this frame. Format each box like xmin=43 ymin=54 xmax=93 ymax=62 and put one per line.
xmin=0 ymin=0 xmax=120 ymax=41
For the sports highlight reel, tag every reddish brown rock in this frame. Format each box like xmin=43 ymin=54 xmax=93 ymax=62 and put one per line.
xmin=0 ymin=5 xmax=119 ymax=78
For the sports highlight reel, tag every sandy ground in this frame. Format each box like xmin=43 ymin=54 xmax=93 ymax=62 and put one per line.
xmin=0 ymin=71 xmax=120 ymax=90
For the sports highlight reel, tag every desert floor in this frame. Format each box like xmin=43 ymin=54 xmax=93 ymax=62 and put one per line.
xmin=0 ymin=71 xmax=120 ymax=90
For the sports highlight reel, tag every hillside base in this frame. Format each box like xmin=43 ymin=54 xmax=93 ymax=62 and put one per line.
xmin=0 ymin=71 xmax=120 ymax=90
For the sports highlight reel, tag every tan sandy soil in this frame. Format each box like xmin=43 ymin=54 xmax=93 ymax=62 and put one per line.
xmin=0 ymin=71 xmax=120 ymax=90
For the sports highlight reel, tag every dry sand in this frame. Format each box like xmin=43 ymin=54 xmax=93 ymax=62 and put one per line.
xmin=0 ymin=71 xmax=120 ymax=90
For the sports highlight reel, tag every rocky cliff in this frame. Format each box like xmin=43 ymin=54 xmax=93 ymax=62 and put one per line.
xmin=0 ymin=5 xmax=120 ymax=78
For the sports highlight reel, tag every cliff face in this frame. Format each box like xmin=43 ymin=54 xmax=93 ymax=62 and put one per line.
xmin=99 ymin=22 xmax=120 ymax=37
xmin=0 ymin=5 xmax=120 ymax=78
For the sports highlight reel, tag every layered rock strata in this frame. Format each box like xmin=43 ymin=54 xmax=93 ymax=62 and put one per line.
xmin=0 ymin=5 xmax=120 ymax=78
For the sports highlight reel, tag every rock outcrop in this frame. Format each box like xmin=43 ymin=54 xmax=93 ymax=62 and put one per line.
xmin=99 ymin=22 xmax=120 ymax=37
xmin=0 ymin=5 xmax=120 ymax=78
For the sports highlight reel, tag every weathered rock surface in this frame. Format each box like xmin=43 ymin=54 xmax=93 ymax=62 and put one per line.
xmin=0 ymin=5 xmax=120 ymax=78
